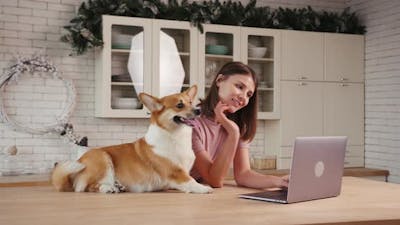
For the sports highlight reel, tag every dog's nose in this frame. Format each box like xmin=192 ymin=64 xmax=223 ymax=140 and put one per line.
xmin=193 ymin=108 xmax=201 ymax=115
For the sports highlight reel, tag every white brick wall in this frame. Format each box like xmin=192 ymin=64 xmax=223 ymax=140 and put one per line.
xmin=347 ymin=0 xmax=400 ymax=183
xmin=0 ymin=0 xmax=350 ymax=175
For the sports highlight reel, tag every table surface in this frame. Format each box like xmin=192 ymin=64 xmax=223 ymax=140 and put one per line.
xmin=0 ymin=177 xmax=399 ymax=225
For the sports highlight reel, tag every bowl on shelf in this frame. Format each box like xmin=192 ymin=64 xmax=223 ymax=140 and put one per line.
xmin=206 ymin=45 xmax=229 ymax=55
xmin=248 ymin=47 xmax=267 ymax=58
xmin=112 ymin=97 xmax=142 ymax=109
xmin=259 ymin=81 xmax=271 ymax=88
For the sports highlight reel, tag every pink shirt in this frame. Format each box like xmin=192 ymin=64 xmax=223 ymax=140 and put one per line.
xmin=190 ymin=116 xmax=250 ymax=179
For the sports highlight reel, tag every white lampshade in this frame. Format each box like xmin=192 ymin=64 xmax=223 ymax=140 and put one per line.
xmin=128 ymin=31 xmax=185 ymax=97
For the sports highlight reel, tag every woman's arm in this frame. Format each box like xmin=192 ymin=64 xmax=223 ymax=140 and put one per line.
xmin=233 ymin=147 xmax=289 ymax=189
xmin=193 ymin=131 xmax=239 ymax=188
xmin=192 ymin=101 xmax=241 ymax=188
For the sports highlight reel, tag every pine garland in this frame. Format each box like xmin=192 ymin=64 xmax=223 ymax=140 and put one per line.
xmin=61 ymin=0 xmax=366 ymax=55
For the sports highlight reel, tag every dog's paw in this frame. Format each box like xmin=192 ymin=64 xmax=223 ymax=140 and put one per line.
xmin=193 ymin=184 xmax=213 ymax=194
xmin=114 ymin=181 xmax=127 ymax=193
xmin=99 ymin=184 xmax=120 ymax=194
xmin=187 ymin=182 xmax=213 ymax=194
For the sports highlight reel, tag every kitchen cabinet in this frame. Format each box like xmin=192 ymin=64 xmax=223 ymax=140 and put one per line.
xmin=281 ymin=30 xmax=324 ymax=81
xmin=325 ymin=33 xmax=364 ymax=82
xmin=95 ymin=15 xmax=197 ymax=117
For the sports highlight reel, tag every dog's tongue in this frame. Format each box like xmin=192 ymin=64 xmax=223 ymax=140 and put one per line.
xmin=179 ymin=117 xmax=195 ymax=127
xmin=174 ymin=116 xmax=196 ymax=127
xmin=183 ymin=118 xmax=196 ymax=127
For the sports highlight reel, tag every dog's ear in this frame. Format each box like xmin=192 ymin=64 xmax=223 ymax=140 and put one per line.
xmin=139 ymin=93 xmax=163 ymax=112
xmin=185 ymin=85 xmax=198 ymax=100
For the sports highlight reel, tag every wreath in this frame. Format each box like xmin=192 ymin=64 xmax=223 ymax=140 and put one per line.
xmin=0 ymin=55 xmax=87 ymax=147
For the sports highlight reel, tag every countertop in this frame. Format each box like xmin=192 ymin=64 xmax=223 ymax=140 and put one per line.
xmin=0 ymin=177 xmax=399 ymax=225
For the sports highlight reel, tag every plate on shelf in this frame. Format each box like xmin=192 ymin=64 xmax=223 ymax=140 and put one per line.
xmin=112 ymin=97 xmax=142 ymax=109
xmin=206 ymin=45 xmax=229 ymax=55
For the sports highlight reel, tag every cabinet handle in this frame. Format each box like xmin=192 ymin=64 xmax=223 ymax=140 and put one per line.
xmin=340 ymin=83 xmax=349 ymax=87
xmin=298 ymin=82 xmax=307 ymax=86
xmin=340 ymin=77 xmax=348 ymax=81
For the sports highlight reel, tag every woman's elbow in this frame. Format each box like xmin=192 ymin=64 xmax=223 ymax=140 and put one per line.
xmin=234 ymin=172 xmax=248 ymax=187
xmin=207 ymin=178 xmax=224 ymax=188
xmin=234 ymin=177 xmax=246 ymax=187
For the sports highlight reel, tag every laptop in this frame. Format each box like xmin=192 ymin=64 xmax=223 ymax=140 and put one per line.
xmin=239 ymin=136 xmax=347 ymax=204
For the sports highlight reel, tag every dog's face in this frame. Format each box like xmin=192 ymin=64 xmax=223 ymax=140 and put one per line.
xmin=139 ymin=85 xmax=200 ymax=131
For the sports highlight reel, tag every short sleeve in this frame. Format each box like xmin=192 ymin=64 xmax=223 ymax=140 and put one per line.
xmin=192 ymin=125 xmax=205 ymax=154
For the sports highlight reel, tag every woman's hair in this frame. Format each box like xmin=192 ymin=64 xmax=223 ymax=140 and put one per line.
xmin=200 ymin=61 xmax=258 ymax=142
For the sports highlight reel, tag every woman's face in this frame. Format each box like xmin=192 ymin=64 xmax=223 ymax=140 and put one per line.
xmin=216 ymin=73 xmax=255 ymax=113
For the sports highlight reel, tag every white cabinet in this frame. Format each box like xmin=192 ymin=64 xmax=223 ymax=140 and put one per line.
xmin=241 ymin=27 xmax=281 ymax=119
xmin=282 ymin=31 xmax=364 ymax=83
xmin=279 ymin=81 xmax=364 ymax=168
xmin=281 ymin=30 xmax=324 ymax=81
xmin=280 ymin=81 xmax=364 ymax=146
xmin=280 ymin=81 xmax=323 ymax=146
xmin=198 ymin=24 xmax=281 ymax=119
xmin=325 ymin=33 xmax=364 ymax=82
xmin=198 ymin=24 xmax=241 ymax=100
xmin=151 ymin=20 xmax=199 ymax=99
xmin=324 ymin=82 xmax=364 ymax=146
xmin=96 ymin=17 xmax=281 ymax=119
xmin=95 ymin=16 xmax=198 ymax=118
xmin=278 ymin=32 xmax=365 ymax=169
xmin=95 ymin=16 xmax=152 ymax=118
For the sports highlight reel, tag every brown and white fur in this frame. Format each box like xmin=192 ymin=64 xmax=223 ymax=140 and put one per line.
xmin=51 ymin=85 xmax=212 ymax=194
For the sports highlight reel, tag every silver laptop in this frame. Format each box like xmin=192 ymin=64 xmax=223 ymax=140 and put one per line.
xmin=239 ymin=136 xmax=347 ymax=204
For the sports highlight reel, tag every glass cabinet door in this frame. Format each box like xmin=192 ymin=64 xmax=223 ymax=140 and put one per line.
xmin=98 ymin=16 xmax=152 ymax=118
xmin=241 ymin=27 xmax=281 ymax=119
xmin=152 ymin=20 xmax=198 ymax=98
xmin=199 ymin=24 xmax=241 ymax=99
xmin=111 ymin=24 xmax=144 ymax=110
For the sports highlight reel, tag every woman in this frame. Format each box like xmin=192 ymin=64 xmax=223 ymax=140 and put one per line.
xmin=190 ymin=61 xmax=289 ymax=189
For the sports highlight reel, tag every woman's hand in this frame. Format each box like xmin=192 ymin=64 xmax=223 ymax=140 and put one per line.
xmin=214 ymin=101 xmax=239 ymax=136
xmin=275 ymin=175 xmax=289 ymax=188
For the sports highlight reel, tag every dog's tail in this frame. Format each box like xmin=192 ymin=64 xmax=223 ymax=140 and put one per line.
xmin=51 ymin=161 xmax=85 ymax=192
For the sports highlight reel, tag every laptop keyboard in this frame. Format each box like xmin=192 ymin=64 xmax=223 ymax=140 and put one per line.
xmin=249 ymin=189 xmax=288 ymax=201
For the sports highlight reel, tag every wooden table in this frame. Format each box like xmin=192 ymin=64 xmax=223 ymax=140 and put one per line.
xmin=0 ymin=177 xmax=399 ymax=225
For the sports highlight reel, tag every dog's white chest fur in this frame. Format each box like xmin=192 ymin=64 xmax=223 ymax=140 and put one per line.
xmin=144 ymin=124 xmax=195 ymax=171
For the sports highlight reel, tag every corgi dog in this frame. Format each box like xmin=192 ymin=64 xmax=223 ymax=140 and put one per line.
xmin=51 ymin=85 xmax=212 ymax=194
